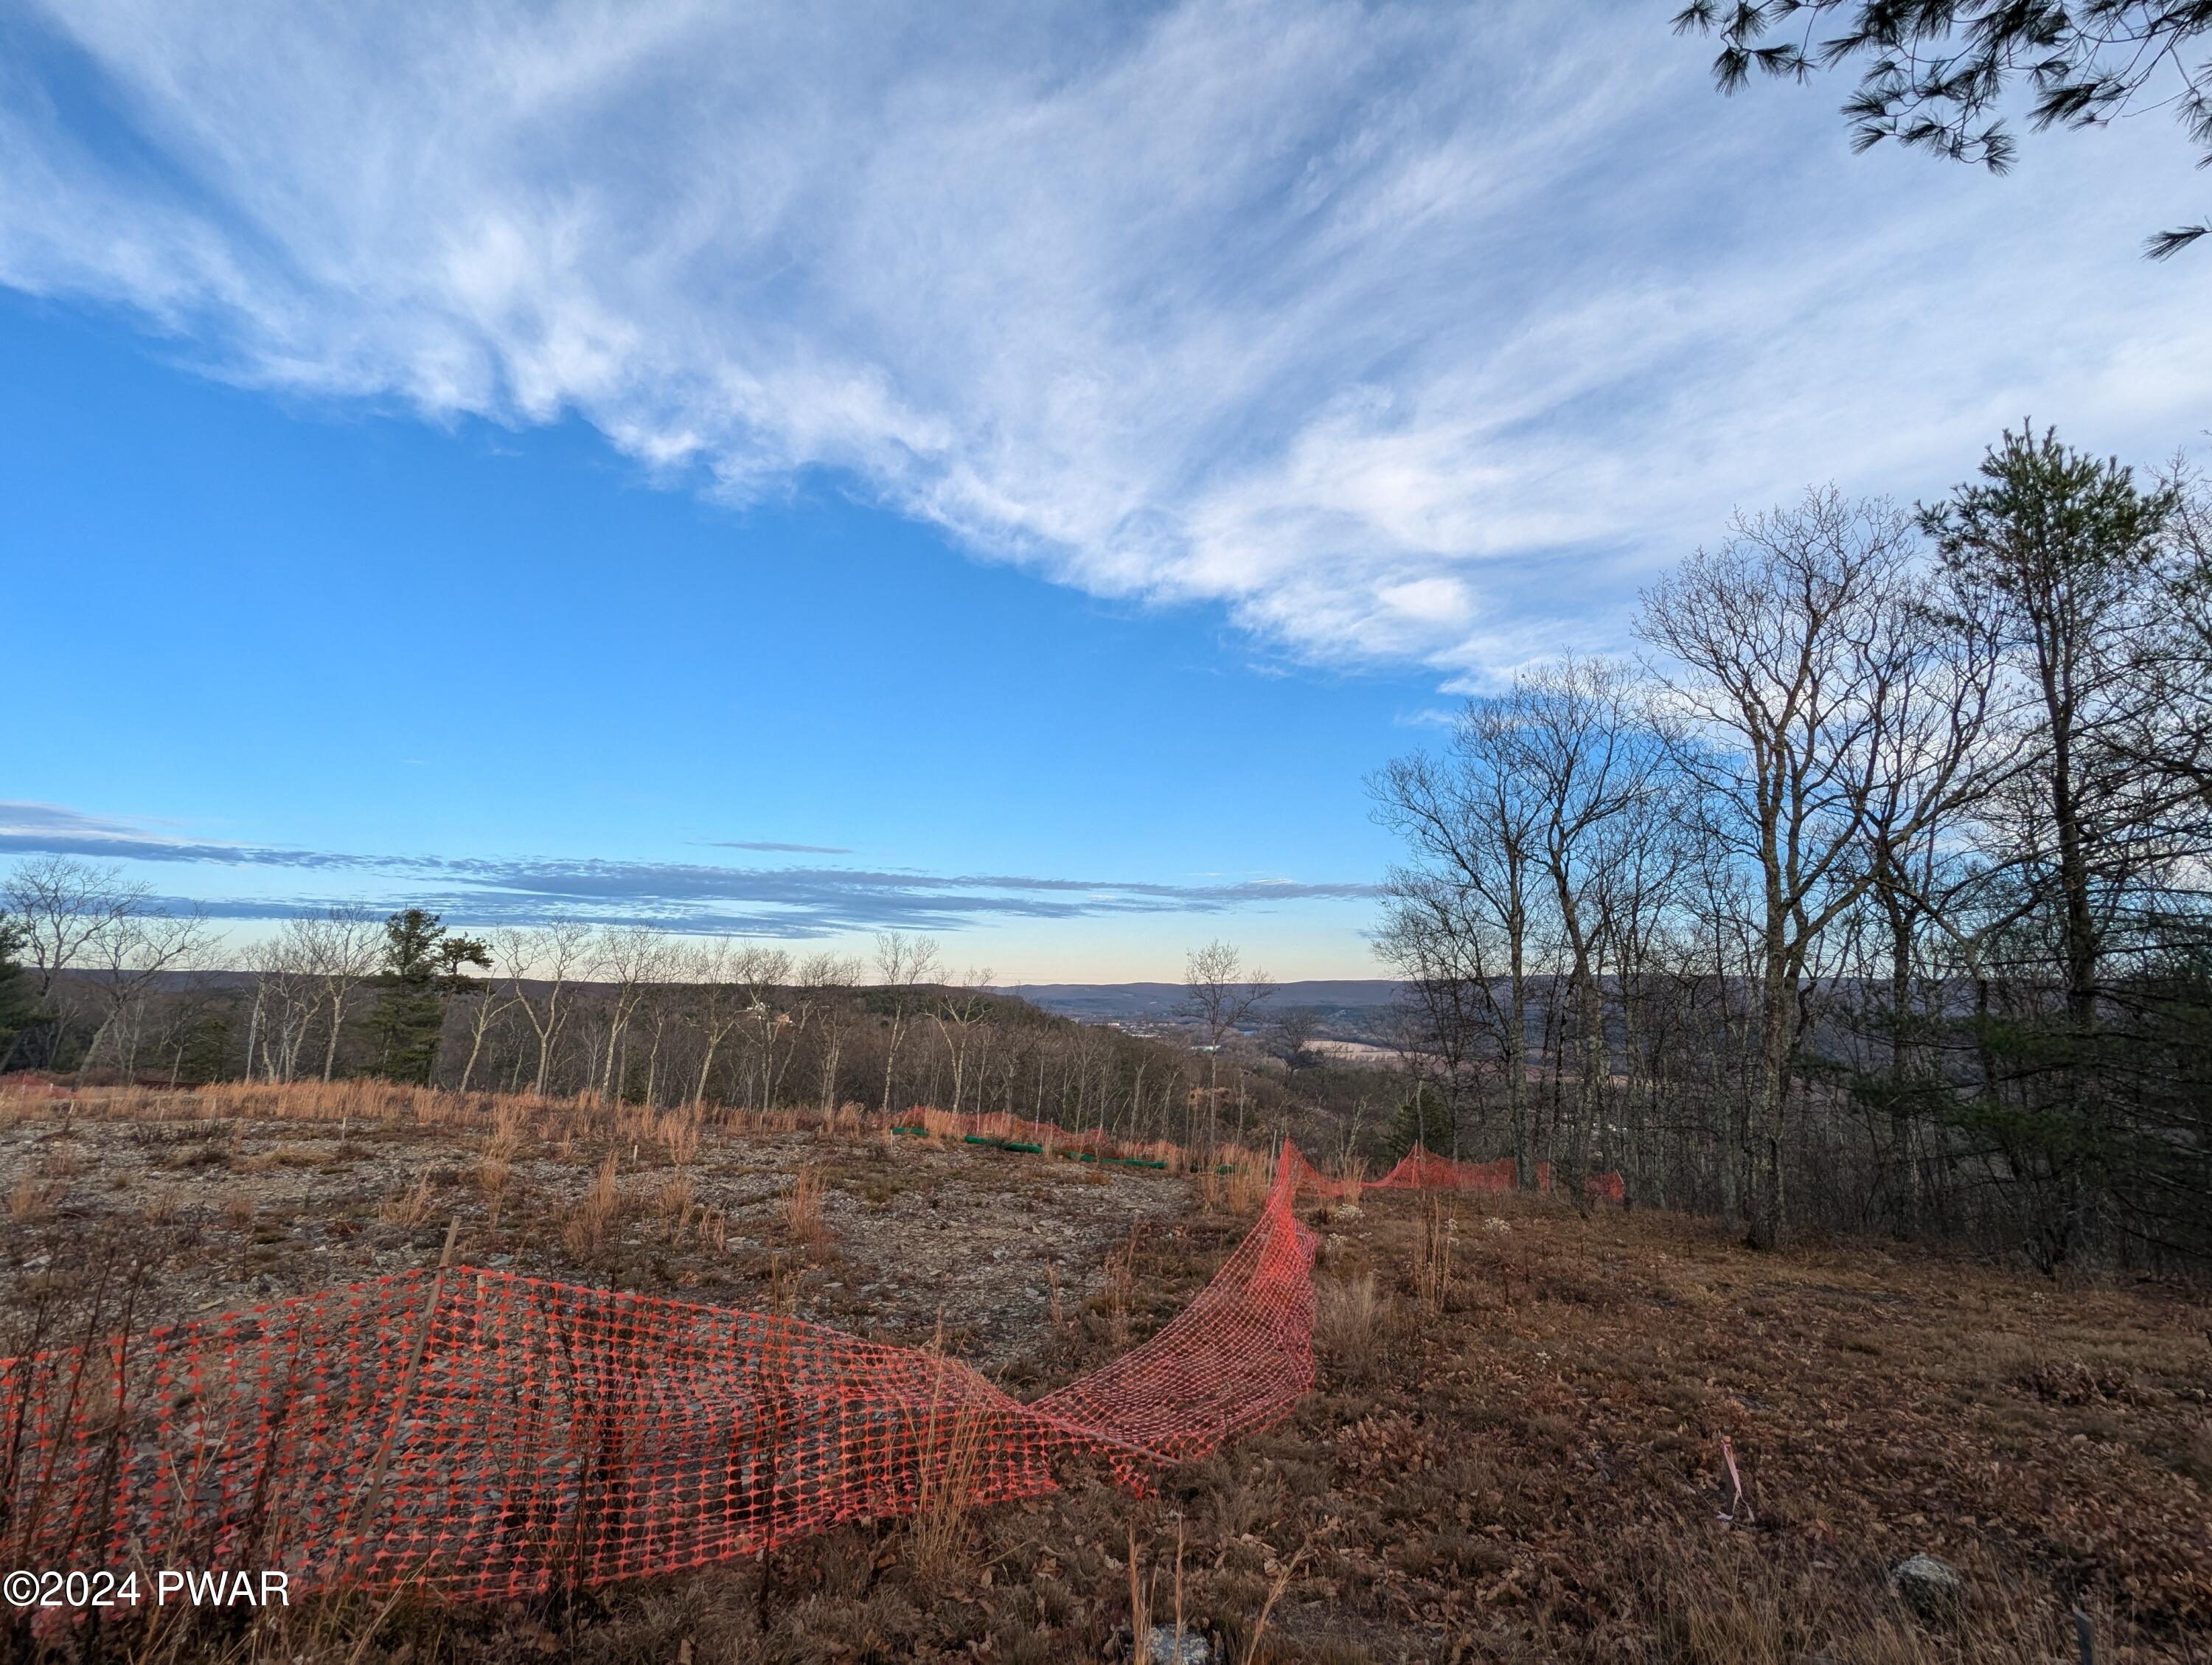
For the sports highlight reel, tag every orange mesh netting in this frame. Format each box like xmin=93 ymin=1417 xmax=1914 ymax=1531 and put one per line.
xmin=0 ymin=1134 xmax=1616 ymax=1605
xmin=0 ymin=1145 xmax=1318 ymax=1602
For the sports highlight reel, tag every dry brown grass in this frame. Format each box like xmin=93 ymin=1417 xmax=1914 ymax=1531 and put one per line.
xmin=473 ymin=1150 xmax=511 ymax=1201
xmin=7 ymin=1175 xmax=60 ymax=1223
xmin=1225 ymin=1153 xmax=1272 ymax=1215
xmin=1 ymin=1110 xmax=2205 ymax=1665
xmin=223 ymin=1192 xmax=257 ymax=1230
xmin=1412 ymin=1190 xmax=1454 ymax=1314
xmin=561 ymin=1152 xmax=622 ymax=1255
xmin=39 ymin=1143 xmax=83 ymax=1178
xmin=477 ymin=1105 xmax=526 ymax=1198
xmin=1313 ymin=1269 xmax=1383 ymax=1370
xmin=1630 ymin=1529 xmax=2076 ymax=1665
xmin=1102 ymin=1219 xmax=1138 ymax=1346
xmin=696 ymin=1204 xmax=730 ymax=1254
xmin=1329 ymin=1155 xmax=1366 ymax=1206
xmin=1194 ymin=1165 xmax=1223 ymax=1214
xmin=655 ymin=1169 xmax=696 ymax=1230
xmin=782 ymin=1161 xmax=828 ymax=1248
xmin=653 ymin=1107 xmax=701 ymax=1166
xmin=377 ymin=1170 xmax=436 ymax=1228
xmin=902 ymin=1398 xmax=987 ymax=1588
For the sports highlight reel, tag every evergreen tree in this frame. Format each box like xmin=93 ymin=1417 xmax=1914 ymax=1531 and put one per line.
xmin=366 ymin=908 xmax=491 ymax=1085
xmin=1924 ymin=426 xmax=2199 ymax=1265
xmin=1673 ymin=1 xmax=2212 ymax=257
xmin=1385 ymin=1083 xmax=1454 ymax=1162
xmin=0 ymin=920 xmax=33 ymax=1073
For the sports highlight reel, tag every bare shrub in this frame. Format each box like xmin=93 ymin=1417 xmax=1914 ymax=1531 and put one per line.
xmin=223 ymin=1193 xmax=257 ymax=1230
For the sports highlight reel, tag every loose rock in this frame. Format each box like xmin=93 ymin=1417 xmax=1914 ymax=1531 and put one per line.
xmin=1144 ymin=1622 xmax=1211 ymax=1664
xmin=1890 ymin=1552 xmax=1963 ymax=1618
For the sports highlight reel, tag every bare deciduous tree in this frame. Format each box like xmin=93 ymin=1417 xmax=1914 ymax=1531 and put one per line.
xmin=1638 ymin=488 xmax=1981 ymax=1248
xmin=1371 ymin=708 xmax=1544 ymax=1180
xmin=495 ymin=920 xmax=594 ymax=1099
xmin=77 ymin=904 xmax=218 ymax=1082
xmin=873 ymin=932 xmax=940 ymax=1118
xmin=1181 ymin=939 xmax=1273 ymax=1153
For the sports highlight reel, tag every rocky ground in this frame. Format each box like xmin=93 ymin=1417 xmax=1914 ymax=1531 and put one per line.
xmin=0 ymin=1107 xmax=1190 ymax=1374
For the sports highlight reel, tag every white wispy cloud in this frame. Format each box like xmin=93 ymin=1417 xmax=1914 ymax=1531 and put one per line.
xmin=3 ymin=0 xmax=2202 ymax=676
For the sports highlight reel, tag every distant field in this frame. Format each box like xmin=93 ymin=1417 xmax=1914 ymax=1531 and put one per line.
xmin=1017 ymin=979 xmax=1405 ymax=1030
xmin=2 ymin=1082 xmax=2206 ymax=1663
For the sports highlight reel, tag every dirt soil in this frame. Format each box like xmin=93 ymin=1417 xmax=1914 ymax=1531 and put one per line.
xmin=0 ymin=1111 xmax=1189 ymax=1372
xmin=4 ymin=1092 xmax=2211 ymax=1663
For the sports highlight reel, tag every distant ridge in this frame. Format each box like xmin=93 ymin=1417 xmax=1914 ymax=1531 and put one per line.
xmin=1009 ymin=979 xmax=1404 ymax=1024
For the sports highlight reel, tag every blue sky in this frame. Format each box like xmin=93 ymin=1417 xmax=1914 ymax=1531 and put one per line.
xmin=3 ymin=1 xmax=2205 ymax=979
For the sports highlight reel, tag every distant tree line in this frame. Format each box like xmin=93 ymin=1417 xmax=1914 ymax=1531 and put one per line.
xmin=0 ymin=875 xmax=1343 ymax=1158
xmin=1373 ymin=425 xmax=2212 ymax=1268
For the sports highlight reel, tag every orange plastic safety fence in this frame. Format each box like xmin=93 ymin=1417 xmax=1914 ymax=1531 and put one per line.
xmin=0 ymin=1147 xmax=1318 ymax=1604
xmin=1 ymin=1133 xmax=1618 ymax=1607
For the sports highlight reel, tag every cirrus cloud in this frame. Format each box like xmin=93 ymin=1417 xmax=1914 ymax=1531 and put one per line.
xmin=1 ymin=0 xmax=2202 ymax=676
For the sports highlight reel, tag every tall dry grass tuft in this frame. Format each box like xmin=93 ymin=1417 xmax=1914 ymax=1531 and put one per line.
xmin=476 ymin=1150 xmax=512 ymax=1204
xmin=655 ymin=1169 xmax=696 ymax=1234
xmin=902 ymin=1394 xmax=987 ymax=1586
xmin=1195 ymin=1166 xmax=1222 ymax=1214
xmin=1103 ymin=1221 xmax=1138 ymax=1346
xmin=1127 ymin=1518 xmax=1158 ymax=1665
xmin=1632 ymin=1530 xmax=2075 ymax=1665
xmin=697 ymin=1205 xmax=730 ymax=1254
xmin=476 ymin=1111 xmax=524 ymax=1209
xmin=1225 ymin=1153 xmax=1272 ymax=1215
xmin=1414 ymin=1192 xmax=1455 ymax=1315
xmin=562 ymin=1153 xmax=623 ymax=1255
xmin=654 ymin=1107 xmax=701 ymax=1167
xmin=7 ymin=1175 xmax=60 ymax=1223
xmin=1331 ymin=1155 xmax=1366 ymax=1206
xmin=782 ymin=1163 xmax=828 ymax=1248
xmin=378 ymin=1170 xmax=435 ymax=1228
xmin=1315 ymin=1270 xmax=1384 ymax=1374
